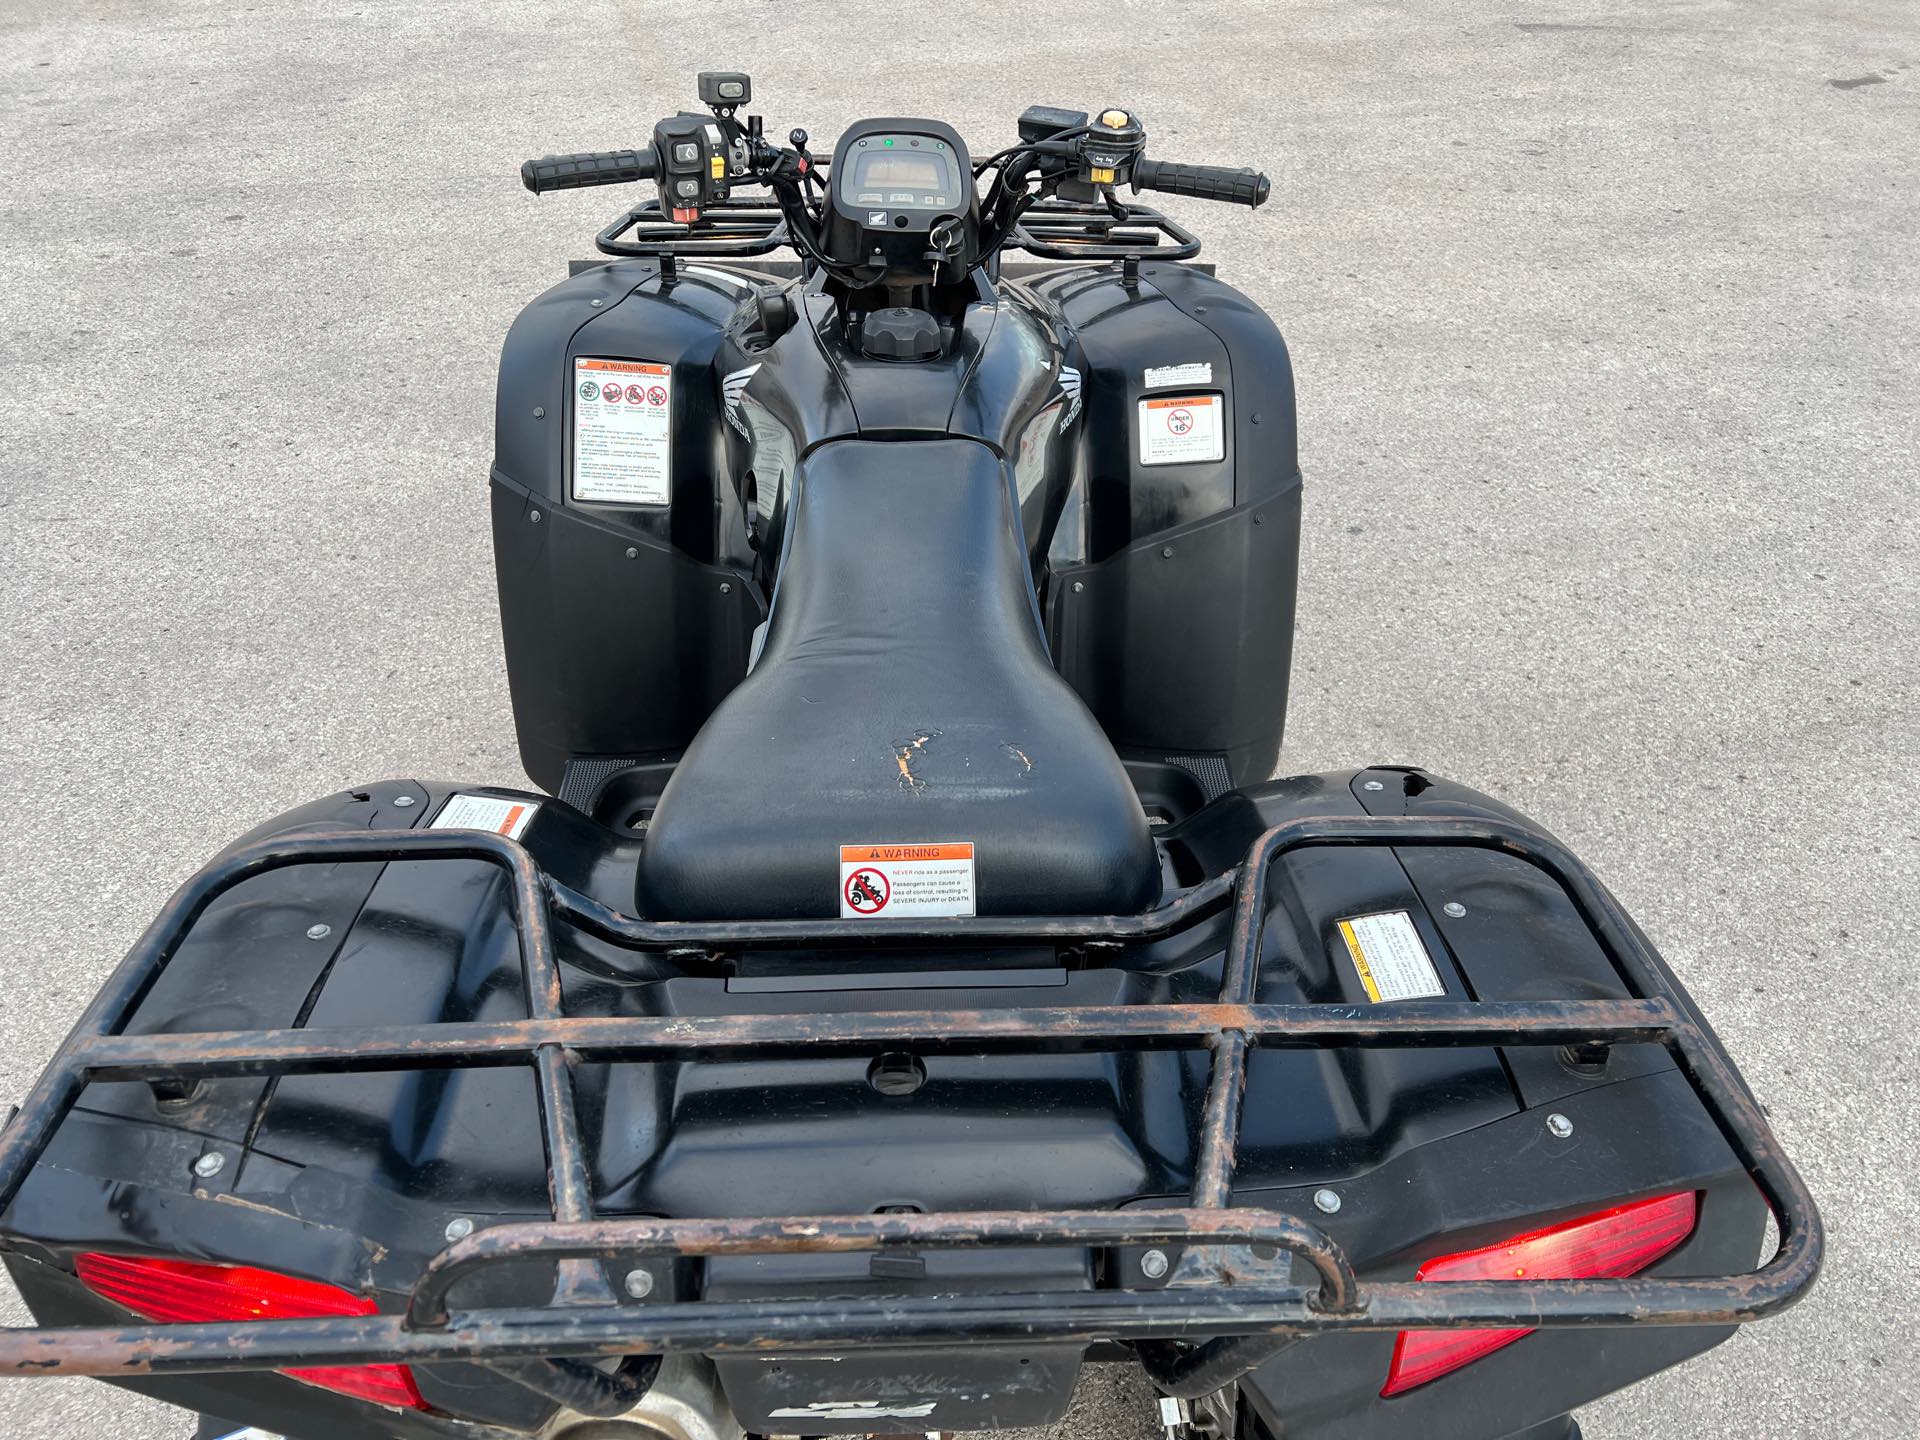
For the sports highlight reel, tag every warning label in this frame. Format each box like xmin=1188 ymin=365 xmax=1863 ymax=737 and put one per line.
xmin=838 ymin=842 xmax=976 ymax=918
xmin=573 ymin=358 xmax=672 ymax=505
xmin=1138 ymin=393 xmax=1225 ymax=466
xmin=1336 ymin=911 xmax=1446 ymax=1003
xmin=429 ymin=793 xmax=541 ymax=841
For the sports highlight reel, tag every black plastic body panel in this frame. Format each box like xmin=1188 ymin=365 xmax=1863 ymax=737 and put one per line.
xmin=1033 ymin=262 xmax=1302 ymax=783
xmin=492 ymin=260 xmax=770 ymax=790
xmin=494 ymin=258 xmax=1300 ymax=797
xmin=1234 ymin=1070 xmax=1764 ymax=1439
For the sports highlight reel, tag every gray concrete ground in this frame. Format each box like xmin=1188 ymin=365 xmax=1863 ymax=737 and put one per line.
xmin=2 ymin=0 xmax=1916 ymax=1435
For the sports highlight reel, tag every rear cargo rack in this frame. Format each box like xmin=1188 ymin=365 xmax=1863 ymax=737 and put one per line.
xmin=0 ymin=814 xmax=1821 ymax=1392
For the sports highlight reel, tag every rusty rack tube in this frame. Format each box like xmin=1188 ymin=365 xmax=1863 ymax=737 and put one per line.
xmin=0 ymin=813 xmax=1823 ymax=1383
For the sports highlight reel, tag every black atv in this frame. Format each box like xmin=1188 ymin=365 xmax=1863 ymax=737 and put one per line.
xmin=0 ymin=73 xmax=1819 ymax=1440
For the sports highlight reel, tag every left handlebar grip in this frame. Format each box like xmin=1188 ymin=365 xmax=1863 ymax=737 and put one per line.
xmin=521 ymin=148 xmax=659 ymax=195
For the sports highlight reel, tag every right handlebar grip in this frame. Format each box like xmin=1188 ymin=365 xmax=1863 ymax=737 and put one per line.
xmin=521 ymin=148 xmax=658 ymax=195
xmin=1132 ymin=159 xmax=1270 ymax=209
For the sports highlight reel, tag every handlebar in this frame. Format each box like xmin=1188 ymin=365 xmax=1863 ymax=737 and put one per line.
xmin=1132 ymin=159 xmax=1269 ymax=209
xmin=521 ymin=148 xmax=659 ymax=195
xmin=520 ymin=85 xmax=1271 ymax=284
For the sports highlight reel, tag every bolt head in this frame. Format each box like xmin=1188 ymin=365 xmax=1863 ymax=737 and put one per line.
xmin=1442 ymin=901 xmax=1467 ymax=918
xmin=305 ymin=923 xmax=332 ymax=940
xmin=1547 ymin=1113 xmax=1575 ymax=1138
xmin=533 ymin=406 xmax=546 ymax=419
xmin=719 ymin=582 xmax=732 ymax=594
xmin=444 ymin=1217 xmax=474 ymax=1242
xmin=529 ymin=509 xmax=543 ymax=524
xmin=1313 ymin=1187 xmax=1342 ymax=1214
xmin=1362 ymin=779 xmax=1385 ymax=792
xmin=591 ymin=298 xmax=603 ymax=307
xmin=1072 ymin=581 xmax=1085 ymax=593
xmin=393 ymin=795 xmax=416 ymax=808
xmin=623 ymin=1268 xmax=656 ymax=1299
xmin=192 ymin=1152 xmax=225 ymax=1179
xmin=1139 ymin=1248 xmax=1170 ymax=1280
xmin=1161 ymin=546 xmax=1175 ymax=558
xmin=626 ymin=547 xmax=639 ymax=559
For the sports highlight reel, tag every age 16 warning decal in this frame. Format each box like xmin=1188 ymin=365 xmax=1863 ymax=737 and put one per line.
xmin=1138 ymin=393 xmax=1225 ymax=466
xmin=573 ymin=358 xmax=672 ymax=505
xmin=839 ymin=843 xmax=976 ymax=918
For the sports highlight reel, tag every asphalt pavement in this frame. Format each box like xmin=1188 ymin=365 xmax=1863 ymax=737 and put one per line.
xmin=2 ymin=1 xmax=1916 ymax=1436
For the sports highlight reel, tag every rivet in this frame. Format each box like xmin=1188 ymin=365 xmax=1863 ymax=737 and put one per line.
xmin=444 ymin=1217 xmax=474 ymax=1242
xmin=1161 ymin=546 xmax=1174 ymax=559
xmin=393 ymin=795 xmax=416 ymax=808
xmin=1313 ymin=1188 xmax=1342 ymax=1214
xmin=626 ymin=547 xmax=639 ymax=559
xmin=533 ymin=406 xmax=546 ymax=419
xmin=719 ymin=582 xmax=732 ymax=594
xmin=590 ymin=298 xmax=603 ymax=307
xmin=529 ymin=509 xmax=543 ymax=524
xmin=192 ymin=1152 xmax=225 ymax=1179
xmin=1362 ymin=779 xmax=1385 ymax=792
xmin=305 ymin=923 xmax=332 ymax=941
xmin=1139 ymin=1249 xmax=1170 ymax=1280
xmin=1547 ymin=1113 xmax=1575 ymax=1139
xmin=1443 ymin=902 xmax=1467 ymax=918
xmin=1072 ymin=581 xmax=1085 ymax=593
xmin=623 ymin=1268 xmax=656 ymax=1299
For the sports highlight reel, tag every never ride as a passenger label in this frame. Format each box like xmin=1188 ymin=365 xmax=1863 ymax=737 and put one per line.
xmin=838 ymin=843 xmax=976 ymax=918
xmin=429 ymin=792 xmax=541 ymax=840
xmin=1337 ymin=910 xmax=1446 ymax=1003
xmin=572 ymin=357 xmax=672 ymax=505
xmin=1138 ymin=393 xmax=1225 ymax=466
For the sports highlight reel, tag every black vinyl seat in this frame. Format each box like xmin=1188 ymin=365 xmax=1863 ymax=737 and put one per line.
xmin=636 ymin=439 xmax=1159 ymax=920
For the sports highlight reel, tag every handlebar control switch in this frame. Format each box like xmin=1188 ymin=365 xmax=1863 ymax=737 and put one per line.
xmin=1017 ymin=105 xmax=1089 ymax=144
xmin=1061 ymin=107 xmax=1145 ymax=200
xmin=652 ymin=112 xmax=731 ymax=224
xmin=697 ymin=72 xmax=752 ymax=110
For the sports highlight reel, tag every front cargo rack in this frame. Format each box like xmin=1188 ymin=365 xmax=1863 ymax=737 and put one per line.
xmin=0 ymin=814 xmax=1821 ymax=1395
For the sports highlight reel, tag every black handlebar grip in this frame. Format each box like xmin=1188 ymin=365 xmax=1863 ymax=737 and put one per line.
xmin=521 ymin=148 xmax=658 ymax=195
xmin=1132 ymin=159 xmax=1270 ymax=209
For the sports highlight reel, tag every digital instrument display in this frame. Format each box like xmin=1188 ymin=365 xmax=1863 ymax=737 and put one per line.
xmin=842 ymin=134 xmax=960 ymax=211
xmin=852 ymin=152 xmax=946 ymax=190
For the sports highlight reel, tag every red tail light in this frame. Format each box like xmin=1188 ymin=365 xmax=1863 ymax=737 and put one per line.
xmin=1381 ymin=1191 xmax=1698 ymax=1397
xmin=74 ymin=1253 xmax=427 ymax=1411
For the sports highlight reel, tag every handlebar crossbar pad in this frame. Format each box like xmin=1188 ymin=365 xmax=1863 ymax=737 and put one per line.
xmin=522 ymin=149 xmax=658 ymax=194
xmin=1132 ymin=159 xmax=1270 ymax=209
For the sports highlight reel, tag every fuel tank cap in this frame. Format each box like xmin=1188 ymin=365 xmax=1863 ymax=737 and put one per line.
xmin=860 ymin=306 xmax=942 ymax=360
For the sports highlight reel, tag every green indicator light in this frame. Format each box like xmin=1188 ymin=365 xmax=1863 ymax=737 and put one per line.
xmin=883 ymin=138 xmax=894 ymax=147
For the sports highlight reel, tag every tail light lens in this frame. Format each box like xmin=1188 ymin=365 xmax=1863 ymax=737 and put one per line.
xmin=74 ymin=1253 xmax=427 ymax=1411
xmin=1381 ymin=1190 xmax=1698 ymax=1398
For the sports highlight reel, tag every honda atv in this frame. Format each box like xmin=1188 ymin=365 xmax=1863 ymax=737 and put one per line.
xmin=0 ymin=73 xmax=1819 ymax=1440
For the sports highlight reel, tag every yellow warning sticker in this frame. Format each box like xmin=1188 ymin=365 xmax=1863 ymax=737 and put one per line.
xmin=839 ymin=842 xmax=976 ymax=918
xmin=1337 ymin=911 xmax=1446 ymax=1003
